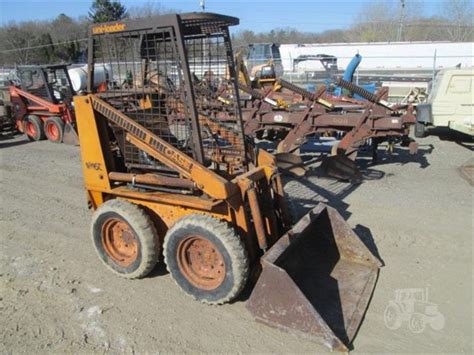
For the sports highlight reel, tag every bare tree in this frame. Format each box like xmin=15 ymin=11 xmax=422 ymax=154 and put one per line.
xmin=128 ymin=1 xmax=175 ymax=18
xmin=349 ymin=0 xmax=428 ymax=42
xmin=441 ymin=0 xmax=474 ymax=41
xmin=349 ymin=1 xmax=398 ymax=42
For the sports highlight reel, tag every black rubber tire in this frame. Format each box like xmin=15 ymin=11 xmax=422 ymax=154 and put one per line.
xmin=415 ymin=122 xmax=427 ymax=138
xmin=91 ymin=199 xmax=160 ymax=279
xmin=163 ymin=214 xmax=249 ymax=305
xmin=44 ymin=116 xmax=64 ymax=143
xmin=24 ymin=115 xmax=45 ymax=141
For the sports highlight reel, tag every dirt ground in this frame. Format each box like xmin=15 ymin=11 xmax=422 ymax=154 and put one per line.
xmin=0 ymin=133 xmax=472 ymax=354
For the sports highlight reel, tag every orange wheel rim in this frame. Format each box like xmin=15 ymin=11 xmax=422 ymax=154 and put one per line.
xmin=47 ymin=123 xmax=59 ymax=140
xmin=101 ymin=218 xmax=138 ymax=267
xmin=177 ymin=236 xmax=225 ymax=290
xmin=26 ymin=122 xmax=36 ymax=136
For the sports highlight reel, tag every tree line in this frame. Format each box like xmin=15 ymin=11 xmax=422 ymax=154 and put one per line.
xmin=0 ymin=0 xmax=162 ymax=66
xmin=0 ymin=0 xmax=472 ymax=66
xmin=231 ymin=0 xmax=473 ymax=46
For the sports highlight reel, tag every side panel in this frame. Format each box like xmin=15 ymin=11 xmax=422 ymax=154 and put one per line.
xmin=432 ymin=71 xmax=473 ymax=132
xmin=74 ymin=95 xmax=112 ymax=192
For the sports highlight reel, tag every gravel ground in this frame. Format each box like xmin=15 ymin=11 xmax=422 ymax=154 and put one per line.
xmin=0 ymin=132 xmax=472 ymax=353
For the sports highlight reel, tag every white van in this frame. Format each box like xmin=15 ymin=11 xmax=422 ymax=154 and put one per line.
xmin=416 ymin=68 xmax=473 ymax=137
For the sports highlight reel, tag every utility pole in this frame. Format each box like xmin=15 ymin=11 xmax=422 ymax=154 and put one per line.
xmin=397 ymin=0 xmax=405 ymax=42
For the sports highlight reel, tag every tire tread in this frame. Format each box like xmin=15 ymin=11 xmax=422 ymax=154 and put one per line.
xmin=91 ymin=199 xmax=159 ymax=279
xmin=163 ymin=214 xmax=249 ymax=305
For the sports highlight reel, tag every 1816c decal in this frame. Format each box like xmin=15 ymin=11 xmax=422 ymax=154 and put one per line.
xmin=85 ymin=162 xmax=102 ymax=171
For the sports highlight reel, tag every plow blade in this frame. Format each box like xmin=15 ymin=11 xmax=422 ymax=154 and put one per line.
xmin=62 ymin=123 xmax=80 ymax=145
xmin=275 ymin=152 xmax=306 ymax=177
xmin=321 ymin=154 xmax=362 ymax=182
xmin=247 ymin=204 xmax=381 ymax=352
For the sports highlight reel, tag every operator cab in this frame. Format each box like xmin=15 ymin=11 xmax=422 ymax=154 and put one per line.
xmin=16 ymin=65 xmax=75 ymax=105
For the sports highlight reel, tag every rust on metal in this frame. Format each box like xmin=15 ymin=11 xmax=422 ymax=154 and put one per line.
xmin=274 ymin=152 xmax=306 ymax=177
xmin=409 ymin=141 xmax=418 ymax=155
xmin=321 ymin=154 xmax=362 ymax=183
xmin=247 ymin=204 xmax=382 ymax=352
xmin=109 ymin=171 xmax=195 ymax=189
xmin=177 ymin=235 xmax=226 ymax=290
xmin=247 ymin=187 xmax=268 ymax=251
xmin=101 ymin=217 xmax=138 ymax=267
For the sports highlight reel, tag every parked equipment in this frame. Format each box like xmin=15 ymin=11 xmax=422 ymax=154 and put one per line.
xmin=9 ymin=65 xmax=78 ymax=144
xmin=0 ymin=80 xmax=15 ymax=134
xmin=74 ymin=13 xmax=381 ymax=351
xmin=416 ymin=68 xmax=473 ymax=137
xmin=214 ymin=64 xmax=418 ymax=180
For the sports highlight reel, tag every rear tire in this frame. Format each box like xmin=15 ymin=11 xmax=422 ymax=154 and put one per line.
xmin=24 ymin=115 xmax=45 ymax=141
xmin=164 ymin=214 xmax=249 ymax=305
xmin=384 ymin=303 xmax=402 ymax=330
xmin=91 ymin=199 xmax=160 ymax=279
xmin=44 ymin=116 xmax=64 ymax=143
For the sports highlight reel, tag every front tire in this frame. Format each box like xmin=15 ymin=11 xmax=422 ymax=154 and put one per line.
xmin=164 ymin=214 xmax=249 ymax=305
xmin=408 ymin=313 xmax=426 ymax=334
xmin=44 ymin=116 xmax=64 ymax=143
xmin=91 ymin=199 xmax=160 ymax=279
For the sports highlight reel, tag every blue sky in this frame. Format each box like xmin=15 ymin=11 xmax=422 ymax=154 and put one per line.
xmin=0 ymin=0 xmax=445 ymax=33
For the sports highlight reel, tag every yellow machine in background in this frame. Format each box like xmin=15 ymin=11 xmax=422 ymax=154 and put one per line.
xmin=74 ymin=13 xmax=381 ymax=351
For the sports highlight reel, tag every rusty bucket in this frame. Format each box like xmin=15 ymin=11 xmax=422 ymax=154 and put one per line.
xmin=247 ymin=204 xmax=381 ymax=352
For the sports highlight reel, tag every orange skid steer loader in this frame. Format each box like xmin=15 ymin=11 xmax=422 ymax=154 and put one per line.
xmin=74 ymin=13 xmax=381 ymax=351
xmin=9 ymin=65 xmax=79 ymax=144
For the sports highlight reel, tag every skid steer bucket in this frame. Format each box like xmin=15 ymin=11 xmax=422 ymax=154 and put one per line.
xmin=247 ymin=204 xmax=381 ymax=352
xmin=62 ymin=122 xmax=80 ymax=145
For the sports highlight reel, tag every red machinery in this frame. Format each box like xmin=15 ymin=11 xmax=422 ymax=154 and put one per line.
xmin=9 ymin=65 xmax=78 ymax=144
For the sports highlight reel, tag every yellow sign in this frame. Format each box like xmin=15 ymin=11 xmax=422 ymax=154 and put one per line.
xmin=92 ymin=23 xmax=126 ymax=34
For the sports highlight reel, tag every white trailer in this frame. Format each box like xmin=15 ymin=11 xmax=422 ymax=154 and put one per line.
xmin=280 ymin=41 xmax=474 ymax=74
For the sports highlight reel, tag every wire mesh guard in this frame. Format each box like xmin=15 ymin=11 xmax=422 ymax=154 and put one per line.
xmin=91 ymin=18 xmax=246 ymax=175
